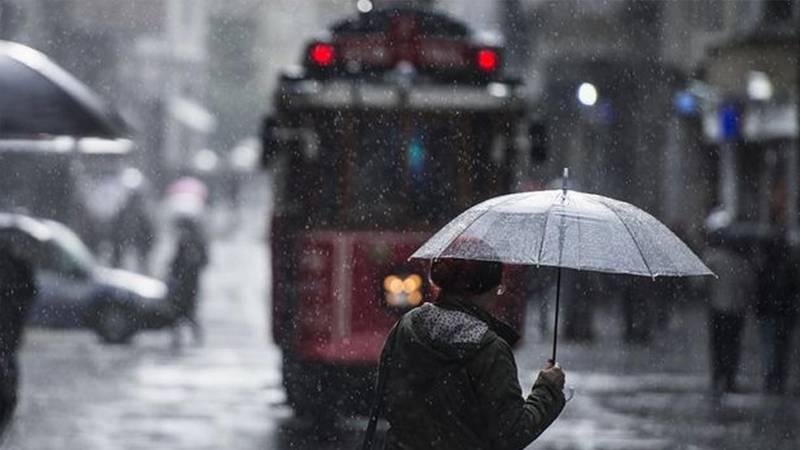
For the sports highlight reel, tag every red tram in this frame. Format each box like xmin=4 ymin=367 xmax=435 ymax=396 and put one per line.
xmin=261 ymin=6 xmax=542 ymax=421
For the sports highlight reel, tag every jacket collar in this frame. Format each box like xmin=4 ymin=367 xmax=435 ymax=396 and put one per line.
xmin=436 ymin=293 xmax=520 ymax=347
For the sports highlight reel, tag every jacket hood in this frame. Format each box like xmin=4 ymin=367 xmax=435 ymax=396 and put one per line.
xmin=394 ymin=295 xmax=518 ymax=387
xmin=405 ymin=303 xmax=489 ymax=360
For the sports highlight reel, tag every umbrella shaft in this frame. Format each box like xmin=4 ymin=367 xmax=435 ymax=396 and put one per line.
xmin=552 ymin=267 xmax=562 ymax=362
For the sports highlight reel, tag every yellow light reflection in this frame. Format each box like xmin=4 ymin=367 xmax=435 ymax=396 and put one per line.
xmin=383 ymin=275 xmax=400 ymax=292
xmin=403 ymin=274 xmax=422 ymax=293
xmin=384 ymin=273 xmax=424 ymax=308
xmin=388 ymin=277 xmax=404 ymax=294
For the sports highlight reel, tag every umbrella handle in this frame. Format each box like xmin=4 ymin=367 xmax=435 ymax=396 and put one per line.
xmin=552 ymin=266 xmax=562 ymax=361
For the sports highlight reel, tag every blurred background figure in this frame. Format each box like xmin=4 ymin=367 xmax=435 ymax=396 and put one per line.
xmin=76 ymin=164 xmax=130 ymax=258
xmin=167 ymin=216 xmax=209 ymax=346
xmin=560 ymin=270 xmax=601 ymax=342
xmin=521 ymin=266 xmax=554 ymax=339
xmin=755 ymin=233 xmax=799 ymax=395
xmin=703 ymin=214 xmax=757 ymax=396
xmin=619 ymin=277 xmax=654 ymax=345
xmin=165 ymin=176 xmax=209 ymax=220
xmin=0 ymin=242 xmax=35 ymax=439
xmin=753 ymin=181 xmax=800 ymax=395
xmin=110 ymin=168 xmax=155 ymax=273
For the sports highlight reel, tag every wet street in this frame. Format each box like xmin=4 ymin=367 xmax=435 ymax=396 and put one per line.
xmin=4 ymin=186 xmax=800 ymax=450
xmin=4 ymin=195 xmax=288 ymax=449
xmin=2 ymin=1 xmax=798 ymax=449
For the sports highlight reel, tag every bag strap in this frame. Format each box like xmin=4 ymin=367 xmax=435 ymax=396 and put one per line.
xmin=361 ymin=324 xmax=399 ymax=450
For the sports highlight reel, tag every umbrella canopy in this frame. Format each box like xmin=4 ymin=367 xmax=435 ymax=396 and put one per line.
xmin=411 ymin=189 xmax=713 ymax=278
xmin=412 ymin=176 xmax=713 ymax=362
xmin=0 ymin=40 xmax=128 ymax=139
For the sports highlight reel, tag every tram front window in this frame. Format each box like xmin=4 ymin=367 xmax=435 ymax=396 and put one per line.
xmin=329 ymin=113 xmax=502 ymax=230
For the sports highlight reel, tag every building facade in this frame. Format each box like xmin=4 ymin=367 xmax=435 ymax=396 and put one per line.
xmin=1 ymin=0 xmax=211 ymax=182
xmin=510 ymin=0 xmax=798 ymax=245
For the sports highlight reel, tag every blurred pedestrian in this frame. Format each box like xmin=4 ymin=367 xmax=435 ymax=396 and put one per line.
xmin=755 ymin=235 xmax=799 ymax=394
xmin=0 ymin=243 xmax=35 ymax=438
xmin=167 ymin=217 xmax=208 ymax=346
xmin=561 ymin=270 xmax=599 ymax=342
xmin=363 ymin=254 xmax=565 ymax=450
xmin=110 ymin=190 xmax=154 ymax=272
xmin=519 ymin=265 xmax=554 ymax=339
xmin=703 ymin=229 xmax=756 ymax=395
xmin=653 ymin=276 xmax=687 ymax=332
xmin=654 ymin=223 xmax=697 ymax=331
xmin=619 ymin=277 xmax=655 ymax=344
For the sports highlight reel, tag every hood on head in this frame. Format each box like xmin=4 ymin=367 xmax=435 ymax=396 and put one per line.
xmin=396 ymin=303 xmax=490 ymax=386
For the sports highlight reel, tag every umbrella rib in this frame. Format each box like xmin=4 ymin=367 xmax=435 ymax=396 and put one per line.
xmin=605 ymin=202 xmax=654 ymax=277
xmin=535 ymin=198 xmax=559 ymax=265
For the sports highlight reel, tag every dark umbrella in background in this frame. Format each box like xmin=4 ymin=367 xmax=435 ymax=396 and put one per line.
xmin=411 ymin=169 xmax=714 ymax=361
xmin=0 ymin=40 xmax=129 ymax=139
xmin=0 ymin=40 xmax=132 ymax=258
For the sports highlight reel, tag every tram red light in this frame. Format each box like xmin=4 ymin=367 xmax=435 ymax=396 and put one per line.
xmin=310 ymin=43 xmax=335 ymax=66
xmin=476 ymin=49 xmax=498 ymax=72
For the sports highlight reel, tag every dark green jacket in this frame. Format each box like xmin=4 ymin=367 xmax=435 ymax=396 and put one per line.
xmin=382 ymin=296 xmax=565 ymax=450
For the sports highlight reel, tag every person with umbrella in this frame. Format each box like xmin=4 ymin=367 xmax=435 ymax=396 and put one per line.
xmin=410 ymin=170 xmax=713 ymax=363
xmin=363 ymin=246 xmax=566 ymax=450
xmin=363 ymin=169 xmax=712 ymax=449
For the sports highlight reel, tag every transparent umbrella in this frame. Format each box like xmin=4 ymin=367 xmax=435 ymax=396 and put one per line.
xmin=411 ymin=169 xmax=714 ymax=360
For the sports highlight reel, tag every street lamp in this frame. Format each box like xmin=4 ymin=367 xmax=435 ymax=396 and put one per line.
xmin=357 ymin=0 xmax=373 ymax=13
xmin=193 ymin=148 xmax=219 ymax=173
xmin=747 ymin=71 xmax=773 ymax=101
xmin=577 ymin=82 xmax=598 ymax=106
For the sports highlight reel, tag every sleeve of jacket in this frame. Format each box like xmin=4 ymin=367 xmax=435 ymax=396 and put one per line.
xmin=470 ymin=335 xmax=565 ymax=450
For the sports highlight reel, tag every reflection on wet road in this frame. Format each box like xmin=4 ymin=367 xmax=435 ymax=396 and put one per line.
xmin=6 ymin=225 xmax=287 ymax=449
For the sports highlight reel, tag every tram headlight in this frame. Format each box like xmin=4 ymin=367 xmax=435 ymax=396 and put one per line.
xmin=383 ymin=274 xmax=424 ymax=308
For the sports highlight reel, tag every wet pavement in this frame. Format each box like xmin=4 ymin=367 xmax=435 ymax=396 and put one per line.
xmin=4 ymin=205 xmax=286 ymax=449
xmin=4 ymin=181 xmax=800 ymax=449
xmin=515 ymin=291 xmax=800 ymax=450
xmin=519 ymin=323 xmax=800 ymax=450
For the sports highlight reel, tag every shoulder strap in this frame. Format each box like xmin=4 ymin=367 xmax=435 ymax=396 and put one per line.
xmin=361 ymin=323 xmax=399 ymax=450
